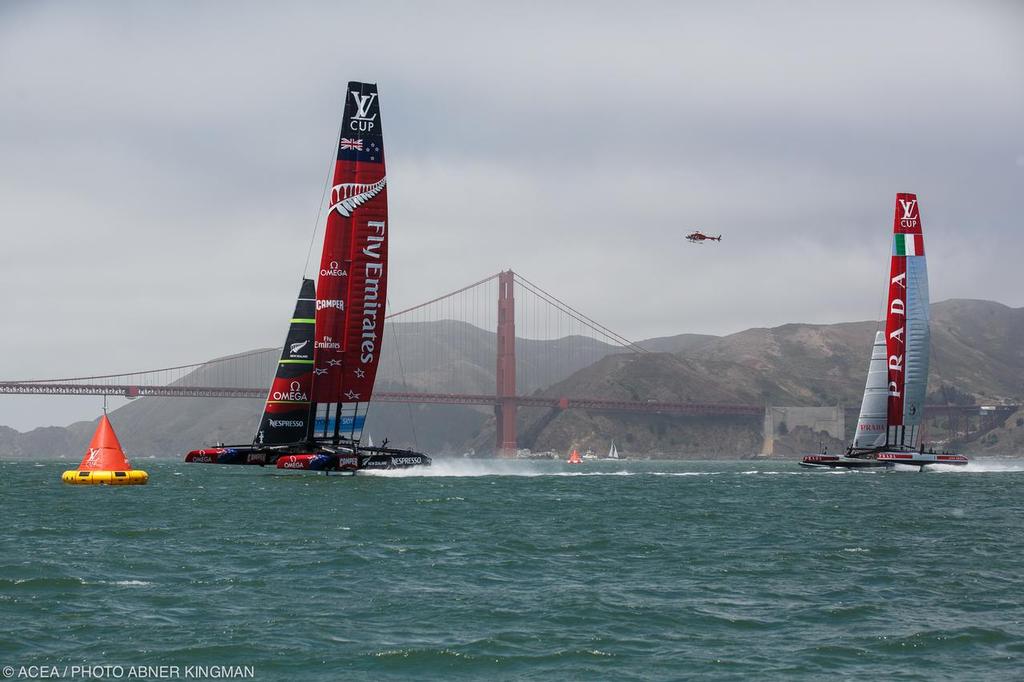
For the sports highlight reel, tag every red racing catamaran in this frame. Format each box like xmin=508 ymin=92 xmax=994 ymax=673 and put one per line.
xmin=185 ymin=81 xmax=431 ymax=473
xmin=800 ymin=193 xmax=968 ymax=471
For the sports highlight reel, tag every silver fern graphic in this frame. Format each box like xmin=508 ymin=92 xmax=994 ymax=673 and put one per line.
xmin=329 ymin=177 xmax=387 ymax=217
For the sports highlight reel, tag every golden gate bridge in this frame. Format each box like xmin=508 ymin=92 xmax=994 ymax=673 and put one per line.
xmin=0 ymin=270 xmax=998 ymax=453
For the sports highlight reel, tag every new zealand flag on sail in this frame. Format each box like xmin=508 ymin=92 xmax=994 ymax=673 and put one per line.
xmin=337 ymin=82 xmax=384 ymax=163
xmin=338 ymin=136 xmax=383 ymax=163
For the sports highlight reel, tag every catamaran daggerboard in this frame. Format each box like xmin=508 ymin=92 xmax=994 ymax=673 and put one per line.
xmin=186 ymin=81 xmax=431 ymax=473
xmin=801 ymin=193 xmax=967 ymax=470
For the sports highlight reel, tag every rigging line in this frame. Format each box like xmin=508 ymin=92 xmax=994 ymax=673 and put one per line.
xmin=303 ymin=110 xmax=346 ymax=276
xmin=17 ymin=348 xmax=279 ymax=384
xmin=875 ymin=252 xmax=890 ymax=334
xmin=512 ymin=273 xmax=649 ymax=354
xmin=386 ymin=272 xmax=501 ymax=319
xmin=387 ymin=297 xmax=420 ymax=449
xmin=513 ymin=272 xmax=642 ymax=352
xmin=875 ymin=226 xmax=902 ymax=333
xmin=516 ymin=278 xmax=616 ymax=346
xmin=519 ymin=276 xmax=702 ymax=396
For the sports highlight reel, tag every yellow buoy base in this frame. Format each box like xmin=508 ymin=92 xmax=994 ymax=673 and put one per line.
xmin=62 ymin=470 xmax=149 ymax=485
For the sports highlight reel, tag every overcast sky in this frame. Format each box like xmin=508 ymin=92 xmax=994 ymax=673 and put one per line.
xmin=1 ymin=1 xmax=1022 ymax=430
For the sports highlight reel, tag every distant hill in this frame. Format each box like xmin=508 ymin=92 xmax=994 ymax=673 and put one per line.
xmin=510 ymin=353 xmax=763 ymax=458
xmin=3 ymin=299 xmax=1023 ymax=459
xmin=968 ymin=408 xmax=1024 ymax=454
xmin=928 ymin=300 xmax=1024 ymax=401
xmin=508 ymin=300 xmax=1024 ymax=457
xmin=671 ymin=299 xmax=1024 ymax=406
xmin=636 ymin=333 xmax=718 ymax=354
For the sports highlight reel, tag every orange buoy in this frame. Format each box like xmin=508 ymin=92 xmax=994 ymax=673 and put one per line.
xmin=62 ymin=414 xmax=148 ymax=485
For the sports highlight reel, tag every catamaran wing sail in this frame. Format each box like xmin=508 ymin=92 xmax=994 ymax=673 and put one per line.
xmin=312 ymin=81 xmax=389 ymax=443
xmin=255 ymin=278 xmax=316 ymax=445
xmin=885 ymin=193 xmax=929 ymax=449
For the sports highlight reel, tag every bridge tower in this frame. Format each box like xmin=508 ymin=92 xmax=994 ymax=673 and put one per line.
xmin=495 ymin=270 xmax=517 ymax=457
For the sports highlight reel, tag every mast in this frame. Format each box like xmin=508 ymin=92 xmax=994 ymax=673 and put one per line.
xmin=310 ymin=82 xmax=389 ymax=445
xmin=885 ymin=193 xmax=929 ymax=449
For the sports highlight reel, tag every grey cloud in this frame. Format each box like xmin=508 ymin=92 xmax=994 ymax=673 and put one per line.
xmin=1 ymin=0 xmax=1021 ymax=430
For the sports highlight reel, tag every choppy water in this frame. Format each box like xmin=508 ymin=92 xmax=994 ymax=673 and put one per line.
xmin=2 ymin=458 xmax=1024 ymax=680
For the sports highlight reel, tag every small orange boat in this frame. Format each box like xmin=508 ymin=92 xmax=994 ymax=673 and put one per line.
xmin=62 ymin=414 xmax=148 ymax=485
xmin=567 ymin=449 xmax=583 ymax=465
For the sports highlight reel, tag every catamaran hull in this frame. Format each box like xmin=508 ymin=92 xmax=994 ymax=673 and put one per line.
xmin=800 ymin=452 xmax=968 ymax=470
xmin=185 ymin=445 xmax=431 ymax=471
xmin=799 ymin=456 xmax=892 ymax=470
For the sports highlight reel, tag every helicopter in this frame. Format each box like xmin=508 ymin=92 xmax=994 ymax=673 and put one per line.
xmin=685 ymin=230 xmax=722 ymax=244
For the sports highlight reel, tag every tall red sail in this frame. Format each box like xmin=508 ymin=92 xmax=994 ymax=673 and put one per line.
xmin=312 ymin=81 xmax=388 ymax=417
xmin=885 ymin=192 xmax=926 ymax=444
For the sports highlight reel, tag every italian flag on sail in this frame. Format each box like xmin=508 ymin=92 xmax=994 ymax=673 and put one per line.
xmin=893 ymin=233 xmax=924 ymax=256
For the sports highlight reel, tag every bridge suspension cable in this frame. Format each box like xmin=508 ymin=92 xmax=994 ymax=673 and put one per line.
xmin=511 ymin=272 xmax=649 ymax=354
xmin=12 ymin=348 xmax=277 ymax=389
xmin=385 ymin=272 xmax=501 ymax=319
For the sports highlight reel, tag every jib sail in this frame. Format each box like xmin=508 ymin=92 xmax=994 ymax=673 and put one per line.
xmin=310 ymin=81 xmax=389 ymax=442
xmin=255 ymin=279 xmax=315 ymax=445
xmin=853 ymin=331 xmax=888 ymax=449
xmin=885 ymin=193 xmax=930 ymax=448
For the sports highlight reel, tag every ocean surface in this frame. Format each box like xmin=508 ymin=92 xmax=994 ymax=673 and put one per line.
xmin=2 ymin=457 xmax=1024 ymax=681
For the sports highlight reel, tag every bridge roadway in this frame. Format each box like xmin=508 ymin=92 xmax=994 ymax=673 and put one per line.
xmin=0 ymin=382 xmax=761 ymax=416
xmin=0 ymin=382 xmax=1003 ymax=418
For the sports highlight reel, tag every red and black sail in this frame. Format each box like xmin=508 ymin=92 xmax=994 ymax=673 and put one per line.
xmin=254 ymin=279 xmax=316 ymax=445
xmin=311 ymin=81 xmax=388 ymax=440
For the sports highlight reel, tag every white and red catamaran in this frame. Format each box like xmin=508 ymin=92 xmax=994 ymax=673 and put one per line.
xmin=185 ymin=81 xmax=430 ymax=473
xmin=801 ymin=193 xmax=968 ymax=470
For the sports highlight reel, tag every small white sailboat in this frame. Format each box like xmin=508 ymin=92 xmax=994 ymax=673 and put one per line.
xmin=801 ymin=193 xmax=967 ymax=470
xmin=602 ymin=440 xmax=620 ymax=460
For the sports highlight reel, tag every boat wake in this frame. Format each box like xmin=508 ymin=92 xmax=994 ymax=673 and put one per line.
xmin=361 ymin=460 xmax=549 ymax=478
xmin=348 ymin=458 xmax=1024 ymax=478
xmin=362 ymin=460 xmax=647 ymax=478
xmin=925 ymin=459 xmax=1024 ymax=474
xmin=362 ymin=463 xmax=838 ymax=478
